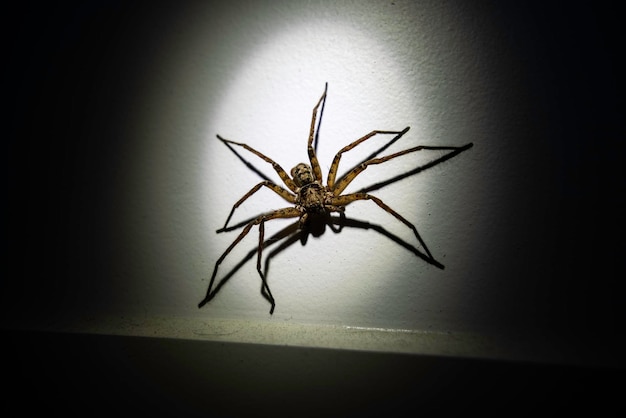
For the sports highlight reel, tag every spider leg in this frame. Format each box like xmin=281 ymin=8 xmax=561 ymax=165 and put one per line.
xmin=356 ymin=142 xmax=474 ymax=194
xmin=220 ymin=139 xmax=274 ymax=183
xmin=327 ymin=127 xmax=410 ymax=190
xmin=329 ymin=193 xmax=436 ymax=262
xmin=313 ymin=82 xmax=328 ymax=155
xmin=307 ymin=84 xmax=327 ymax=182
xmin=205 ymin=220 xmax=302 ymax=305
xmin=199 ymin=207 xmax=301 ymax=313
xmin=217 ymin=135 xmax=298 ymax=192
xmin=262 ymin=221 xmax=301 ymax=279
xmin=256 ymin=220 xmax=275 ymax=311
xmin=219 ymin=181 xmax=296 ymax=232
xmin=332 ymin=144 xmax=468 ymax=196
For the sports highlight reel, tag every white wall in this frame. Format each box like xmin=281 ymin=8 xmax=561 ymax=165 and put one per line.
xmin=5 ymin=1 xmax=623 ymax=366
xmin=116 ymin=1 xmax=494 ymax=330
xmin=95 ymin=1 xmax=512 ymax=332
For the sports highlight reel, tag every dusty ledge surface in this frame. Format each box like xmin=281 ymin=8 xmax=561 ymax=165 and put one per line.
xmin=20 ymin=314 xmax=611 ymax=367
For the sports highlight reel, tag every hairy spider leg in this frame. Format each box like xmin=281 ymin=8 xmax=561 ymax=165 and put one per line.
xmin=200 ymin=207 xmax=301 ymax=313
xmin=332 ymin=145 xmax=470 ymax=196
xmin=217 ymin=135 xmax=298 ymax=192
xmin=354 ymin=142 xmax=474 ymax=195
xmin=329 ymin=192 xmax=437 ymax=262
xmin=307 ymin=85 xmax=327 ymax=182
xmin=220 ymin=180 xmax=296 ymax=231
xmin=313 ymin=82 xmax=328 ymax=155
xmin=327 ymin=127 xmax=411 ymax=190
xmin=216 ymin=135 xmax=300 ymax=230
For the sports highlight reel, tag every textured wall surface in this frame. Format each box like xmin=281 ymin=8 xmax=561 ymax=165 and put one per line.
xmin=4 ymin=1 xmax=624 ymax=365
xmin=116 ymin=0 xmax=496 ymax=330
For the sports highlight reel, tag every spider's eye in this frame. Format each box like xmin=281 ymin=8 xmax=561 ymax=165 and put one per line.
xmin=291 ymin=163 xmax=314 ymax=187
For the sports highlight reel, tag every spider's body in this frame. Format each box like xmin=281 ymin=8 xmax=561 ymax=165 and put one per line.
xmin=292 ymin=163 xmax=343 ymax=226
xmin=296 ymin=182 xmax=330 ymax=214
xmin=199 ymin=84 xmax=473 ymax=314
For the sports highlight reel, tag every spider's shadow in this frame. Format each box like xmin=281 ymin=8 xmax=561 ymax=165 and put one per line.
xmin=203 ymin=131 xmax=472 ymax=308
xmin=202 ymin=212 xmax=444 ymax=308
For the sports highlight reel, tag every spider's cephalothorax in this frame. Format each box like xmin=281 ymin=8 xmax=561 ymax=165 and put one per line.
xmin=291 ymin=163 xmax=315 ymax=187
xmin=199 ymin=83 xmax=473 ymax=314
xmin=291 ymin=163 xmax=336 ymax=217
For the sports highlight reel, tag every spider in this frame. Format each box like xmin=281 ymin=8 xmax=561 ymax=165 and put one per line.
xmin=199 ymin=84 xmax=473 ymax=314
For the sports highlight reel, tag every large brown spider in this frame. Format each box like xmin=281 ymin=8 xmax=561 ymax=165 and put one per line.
xmin=199 ymin=84 xmax=473 ymax=314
